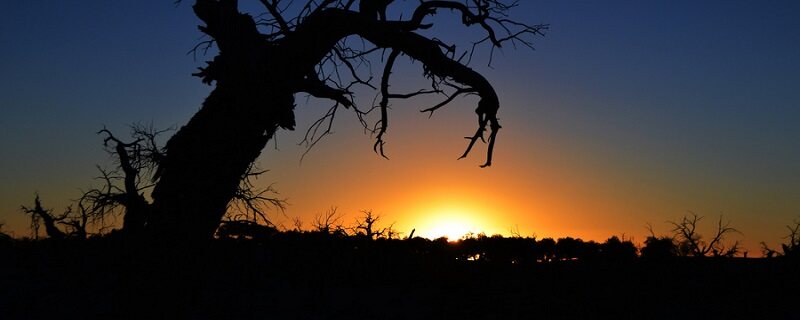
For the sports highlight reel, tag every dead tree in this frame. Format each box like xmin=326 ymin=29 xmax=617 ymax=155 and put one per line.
xmin=130 ymin=0 xmax=546 ymax=242
xmin=352 ymin=210 xmax=391 ymax=239
xmin=93 ymin=125 xmax=165 ymax=234
xmin=24 ymin=123 xmax=283 ymax=240
xmin=21 ymin=195 xmax=67 ymax=239
xmin=669 ymin=212 xmax=740 ymax=257
xmin=19 ymin=125 xmax=165 ymax=239
xmin=781 ymin=219 xmax=800 ymax=258
xmin=312 ymin=207 xmax=346 ymax=235
xmin=763 ymin=219 xmax=800 ymax=258
xmin=21 ymin=192 xmax=116 ymax=239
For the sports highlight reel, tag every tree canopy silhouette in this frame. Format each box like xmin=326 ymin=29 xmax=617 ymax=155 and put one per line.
xmin=105 ymin=0 xmax=545 ymax=242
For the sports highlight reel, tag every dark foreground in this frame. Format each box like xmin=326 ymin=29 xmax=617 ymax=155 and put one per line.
xmin=1 ymin=237 xmax=797 ymax=320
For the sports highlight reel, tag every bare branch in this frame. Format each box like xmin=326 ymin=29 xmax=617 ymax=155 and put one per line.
xmin=373 ymin=49 xmax=401 ymax=158
xmin=21 ymin=195 xmax=66 ymax=240
xmin=670 ymin=212 xmax=740 ymax=257
xmin=313 ymin=207 xmax=346 ymax=235
xmin=227 ymin=163 xmax=287 ymax=226
xmin=259 ymin=0 xmax=292 ymax=34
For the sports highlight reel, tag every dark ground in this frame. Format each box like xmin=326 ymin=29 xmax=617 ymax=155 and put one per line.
xmin=1 ymin=237 xmax=797 ymax=320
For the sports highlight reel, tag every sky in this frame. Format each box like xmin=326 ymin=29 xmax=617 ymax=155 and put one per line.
xmin=1 ymin=1 xmax=799 ymax=253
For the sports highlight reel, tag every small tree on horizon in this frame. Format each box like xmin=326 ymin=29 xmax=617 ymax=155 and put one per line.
xmin=669 ymin=212 xmax=741 ymax=258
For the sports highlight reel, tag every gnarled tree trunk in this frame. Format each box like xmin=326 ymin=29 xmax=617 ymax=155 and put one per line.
xmin=146 ymin=1 xmax=297 ymax=241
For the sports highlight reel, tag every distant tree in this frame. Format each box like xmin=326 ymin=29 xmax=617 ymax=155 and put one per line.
xmin=600 ymin=235 xmax=637 ymax=261
xmin=20 ymin=195 xmax=109 ymax=240
xmin=669 ymin=212 xmax=740 ymax=257
xmin=21 ymin=195 xmax=67 ymax=240
xmin=291 ymin=216 xmax=304 ymax=232
xmin=312 ymin=207 xmax=346 ymax=236
xmin=24 ymin=192 xmax=120 ymax=240
xmin=641 ymin=236 xmax=678 ymax=260
xmin=760 ymin=241 xmax=779 ymax=258
xmin=761 ymin=219 xmax=800 ymax=259
xmin=780 ymin=219 xmax=800 ymax=259
xmin=640 ymin=223 xmax=678 ymax=260
xmin=351 ymin=210 xmax=392 ymax=239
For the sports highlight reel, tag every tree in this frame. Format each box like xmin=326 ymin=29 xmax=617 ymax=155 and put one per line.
xmin=351 ymin=210 xmax=395 ymax=239
xmin=780 ymin=219 xmax=800 ymax=259
xmin=21 ymin=195 xmax=68 ymax=240
xmin=640 ymin=223 xmax=678 ymax=260
xmin=669 ymin=212 xmax=740 ymax=257
xmin=641 ymin=236 xmax=678 ymax=260
xmin=761 ymin=219 xmax=800 ymax=259
xmin=600 ymin=235 xmax=637 ymax=261
xmin=312 ymin=207 xmax=346 ymax=236
xmin=20 ymin=191 xmax=122 ymax=240
xmin=121 ymin=0 xmax=546 ymax=242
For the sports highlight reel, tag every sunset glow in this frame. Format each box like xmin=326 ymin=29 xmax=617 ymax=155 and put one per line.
xmin=419 ymin=212 xmax=480 ymax=240
xmin=411 ymin=204 xmax=493 ymax=240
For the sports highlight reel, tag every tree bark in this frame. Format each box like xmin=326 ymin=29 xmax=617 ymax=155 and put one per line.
xmin=147 ymin=87 xmax=291 ymax=241
xmin=145 ymin=0 xmax=296 ymax=241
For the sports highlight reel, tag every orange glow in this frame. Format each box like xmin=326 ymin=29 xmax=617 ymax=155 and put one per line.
xmin=415 ymin=207 xmax=484 ymax=240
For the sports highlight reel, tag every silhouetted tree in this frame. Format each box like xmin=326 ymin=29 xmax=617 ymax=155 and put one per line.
xmin=761 ymin=219 xmax=800 ymax=259
xmin=641 ymin=236 xmax=678 ymax=260
xmin=780 ymin=219 xmax=800 ymax=259
xmin=600 ymin=235 xmax=637 ymax=261
xmin=640 ymin=223 xmax=678 ymax=260
xmin=669 ymin=212 xmax=740 ymax=257
xmin=312 ymin=207 xmax=347 ymax=236
xmin=760 ymin=241 xmax=779 ymax=258
xmin=136 ymin=0 xmax=545 ymax=242
xmin=92 ymin=125 xmax=165 ymax=234
xmin=351 ymin=210 xmax=395 ymax=239
xmin=21 ymin=195 xmax=66 ymax=240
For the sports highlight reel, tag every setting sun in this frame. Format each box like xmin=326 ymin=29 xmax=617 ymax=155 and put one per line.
xmin=416 ymin=208 xmax=487 ymax=240
xmin=425 ymin=220 xmax=475 ymax=240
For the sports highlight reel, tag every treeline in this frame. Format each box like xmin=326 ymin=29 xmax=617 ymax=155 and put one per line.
xmin=5 ymin=203 xmax=800 ymax=262
xmin=208 ymin=210 xmax=800 ymax=263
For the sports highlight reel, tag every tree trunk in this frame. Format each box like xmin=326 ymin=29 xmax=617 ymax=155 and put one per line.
xmin=140 ymin=0 xmax=298 ymax=242
xmin=147 ymin=83 xmax=293 ymax=241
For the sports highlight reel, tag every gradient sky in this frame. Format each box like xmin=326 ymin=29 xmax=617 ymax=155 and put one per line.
xmin=1 ymin=1 xmax=799 ymax=253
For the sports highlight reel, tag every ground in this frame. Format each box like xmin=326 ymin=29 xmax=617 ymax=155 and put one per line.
xmin=1 ymin=237 xmax=797 ymax=319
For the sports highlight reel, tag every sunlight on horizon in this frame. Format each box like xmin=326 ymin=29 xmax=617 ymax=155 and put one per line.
xmin=415 ymin=207 xmax=491 ymax=241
